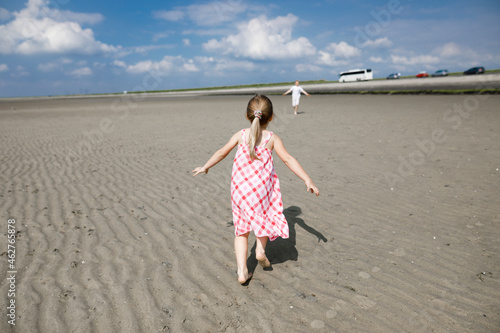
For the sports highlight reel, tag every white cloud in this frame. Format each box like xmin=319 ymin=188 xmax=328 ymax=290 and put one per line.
xmin=152 ymin=32 xmax=169 ymax=42
xmin=434 ymin=42 xmax=461 ymax=58
xmin=187 ymin=2 xmax=247 ymax=26
xmin=433 ymin=42 xmax=482 ymax=62
xmin=429 ymin=42 xmax=494 ymax=69
xmin=0 ymin=0 xmax=118 ymax=55
xmin=182 ymin=60 xmax=199 ymax=72
xmin=182 ymin=28 xmax=234 ymax=36
xmin=363 ymin=37 xmax=393 ymax=48
xmin=317 ymin=51 xmax=348 ymax=67
xmin=38 ymin=62 xmax=59 ymax=72
xmin=93 ymin=62 xmax=106 ymax=69
xmin=295 ymin=63 xmax=321 ymax=73
xmin=154 ymin=1 xmax=247 ymax=26
xmin=70 ymin=67 xmax=92 ymax=76
xmin=113 ymin=60 xmax=126 ymax=68
xmin=203 ymin=14 xmax=316 ymax=60
xmin=153 ymin=10 xmax=185 ymax=22
xmin=127 ymin=60 xmax=155 ymax=74
xmin=369 ymin=56 xmax=385 ymax=63
xmin=0 ymin=64 xmax=8 ymax=72
xmin=133 ymin=45 xmax=174 ymax=55
xmin=127 ymin=55 xmax=256 ymax=76
xmin=18 ymin=0 xmax=103 ymax=24
xmin=127 ymin=58 xmax=174 ymax=74
xmin=44 ymin=9 xmax=104 ymax=25
xmin=183 ymin=39 xmax=191 ymax=46
xmin=317 ymin=42 xmax=361 ymax=66
xmin=213 ymin=59 xmax=254 ymax=71
xmin=38 ymin=57 xmax=72 ymax=72
xmin=390 ymin=54 xmax=440 ymax=66
xmin=329 ymin=42 xmax=361 ymax=58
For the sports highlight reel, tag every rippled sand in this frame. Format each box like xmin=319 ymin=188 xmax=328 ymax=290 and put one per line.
xmin=0 ymin=94 xmax=499 ymax=332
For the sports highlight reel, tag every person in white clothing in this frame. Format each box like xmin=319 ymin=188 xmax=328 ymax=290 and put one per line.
xmin=282 ymin=80 xmax=310 ymax=115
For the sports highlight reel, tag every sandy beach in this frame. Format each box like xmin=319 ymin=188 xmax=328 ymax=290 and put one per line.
xmin=1 ymin=93 xmax=499 ymax=332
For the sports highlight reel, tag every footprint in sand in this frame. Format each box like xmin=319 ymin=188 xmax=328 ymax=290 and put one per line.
xmin=391 ymin=248 xmax=406 ymax=257
xmin=310 ymin=319 xmax=325 ymax=329
xmin=311 ymin=307 xmax=338 ymax=329
xmin=353 ymin=295 xmax=377 ymax=309
xmin=314 ymin=277 xmax=379 ymax=329
xmin=326 ymin=309 xmax=337 ymax=319
xmin=358 ymin=266 xmax=381 ymax=279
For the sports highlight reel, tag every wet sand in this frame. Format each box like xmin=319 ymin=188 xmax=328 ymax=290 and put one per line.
xmin=0 ymin=93 xmax=499 ymax=332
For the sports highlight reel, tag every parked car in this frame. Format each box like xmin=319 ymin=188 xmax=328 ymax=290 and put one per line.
xmin=463 ymin=66 xmax=485 ymax=75
xmin=386 ymin=73 xmax=401 ymax=79
xmin=416 ymin=71 xmax=429 ymax=78
xmin=432 ymin=69 xmax=449 ymax=77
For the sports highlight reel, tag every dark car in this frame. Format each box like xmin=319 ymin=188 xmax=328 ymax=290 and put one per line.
xmin=432 ymin=69 xmax=449 ymax=77
xmin=463 ymin=67 xmax=485 ymax=75
xmin=386 ymin=73 xmax=400 ymax=79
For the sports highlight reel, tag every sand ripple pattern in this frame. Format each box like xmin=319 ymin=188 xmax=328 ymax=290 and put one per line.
xmin=0 ymin=95 xmax=499 ymax=332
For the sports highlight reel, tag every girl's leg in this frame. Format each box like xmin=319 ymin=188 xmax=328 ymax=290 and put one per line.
xmin=255 ymin=236 xmax=271 ymax=268
xmin=234 ymin=232 xmax=251 ymax=284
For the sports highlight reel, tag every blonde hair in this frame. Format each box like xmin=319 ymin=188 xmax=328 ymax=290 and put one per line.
xmin=246 ymin=94 xmax=273 ymax=160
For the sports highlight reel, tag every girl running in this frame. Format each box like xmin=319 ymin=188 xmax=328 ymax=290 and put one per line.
xmin=193 ymin=94 xmax=319 ymax=284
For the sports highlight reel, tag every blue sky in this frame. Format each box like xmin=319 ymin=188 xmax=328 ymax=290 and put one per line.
xmin=0 ymin=0 xmax=499 ymax=97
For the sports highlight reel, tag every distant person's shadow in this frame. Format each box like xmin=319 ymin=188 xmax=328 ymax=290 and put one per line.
xmin=248 ymin=206 xmax=327 ymax=273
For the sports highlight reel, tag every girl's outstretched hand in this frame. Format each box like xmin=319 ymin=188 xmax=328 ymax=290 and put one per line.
xmin=306 ymin=180 xmax=320 ymax=196
xmin=192 ymin=167 xmax=208 ymax=176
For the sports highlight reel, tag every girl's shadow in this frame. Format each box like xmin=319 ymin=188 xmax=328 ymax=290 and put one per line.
xmin=248 ymin=206 xmax=327 ymax=272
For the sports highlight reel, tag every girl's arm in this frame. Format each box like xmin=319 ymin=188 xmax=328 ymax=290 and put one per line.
xmin=273 ymin=135 xmax=319 ymax=196
xmin=282 ymin=88 xmax=292 ymax=96
xmin=192 ymin=132 xmax=240 ymax=176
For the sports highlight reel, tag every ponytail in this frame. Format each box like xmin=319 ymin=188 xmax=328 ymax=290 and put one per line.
xmin=248 ymin=116 xmax=260 ymax=160
xmin=246 ymin=94 xmax=273 ymax=160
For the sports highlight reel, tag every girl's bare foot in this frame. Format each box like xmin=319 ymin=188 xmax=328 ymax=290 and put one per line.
xmin=238 ymin=271 xmax=252 ymax=285
xmin=256 ymin=251 xmax=271 ymax=268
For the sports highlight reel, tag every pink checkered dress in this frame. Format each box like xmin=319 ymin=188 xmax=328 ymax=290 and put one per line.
xmin=231 ymin=129 xmax=289 ymax=241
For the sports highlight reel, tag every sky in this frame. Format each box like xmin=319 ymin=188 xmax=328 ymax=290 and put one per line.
xmin=0 ymin=0 xmax=499 ymax=97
